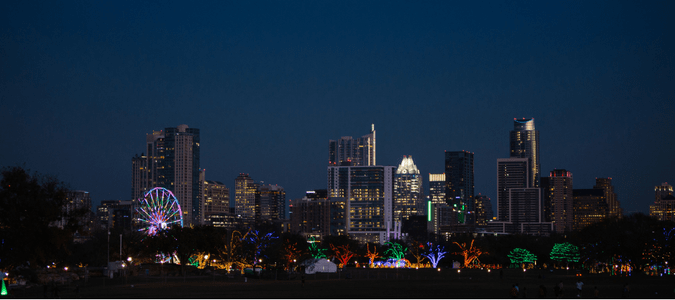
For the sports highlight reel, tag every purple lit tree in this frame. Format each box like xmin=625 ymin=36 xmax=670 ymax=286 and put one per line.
xmin=423 ymin=242 xmax=447 ymax=268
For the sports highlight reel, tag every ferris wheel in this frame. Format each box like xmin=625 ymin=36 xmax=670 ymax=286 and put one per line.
xmin=136 ymin=187 xmax=183 ymax=235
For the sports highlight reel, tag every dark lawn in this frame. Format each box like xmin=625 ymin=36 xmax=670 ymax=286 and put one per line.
xmin=8 ymin=268 xmax=675 ymax=299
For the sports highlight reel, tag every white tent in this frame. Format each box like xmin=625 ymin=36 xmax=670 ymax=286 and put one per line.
xmin=304 ymin=258 xmax=337 ymax=274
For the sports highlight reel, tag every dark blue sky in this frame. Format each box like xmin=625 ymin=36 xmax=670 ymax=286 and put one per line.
xmin=1 ymin=1 xmax=673 ymax=216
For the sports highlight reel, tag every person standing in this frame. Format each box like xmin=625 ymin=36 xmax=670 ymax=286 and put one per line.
xmin=557 ymin=281 xmax=564 ymax=298
xmin=576 ymin=279 xmax=584 ymax=298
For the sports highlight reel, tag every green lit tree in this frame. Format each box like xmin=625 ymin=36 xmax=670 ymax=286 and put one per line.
xmin=507 ymin=248 xmax=537 ymax=268
xmin=307 ymin=236 xmax=327 ymax=259
xmin=550 ymin=242 xmax=580 ymax=268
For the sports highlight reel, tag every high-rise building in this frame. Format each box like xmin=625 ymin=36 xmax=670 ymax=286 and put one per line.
xmin=572 ymin=188 xmax=608 ymax=231
xmin=474 ymin=194 xmax=493 ymax=226
xmin=491 ymin=158 xmax=551 ymax=235
xmin=543 ymin=169 xmax=574 ymax=233
xmin=428 ymin=174 xmax=446 ymax=205
xmin=133 ymin=124 xmax=201 ymax=226
xmin=289 ymin=190 xmax=331 ymax=239
xmin=329 ymin=124 xmax=376 ymax=166
xmin=258 ymin=184 xmax=286 ymax=221
xmin=497 ymin=158 xmax=529 ymax=222
xmin=650 ymin=182 xmax=675 ymax=221
xmin=327 ymin=165 xmax=396 ymax=244
xmin=594 ymin=178 xmax=622 ymax=218
xmin=394 ymin=156 xmax=423 ymax=222
xmin=445 ymin=151 xmax=475 ymax=224
xmin=202 ymin=179 xmax=230 ymax=223
xmin=234 ymin=173 xmax=257 ymax=221
xmin=131 ymin=153 xmax=148 ymax=200
xmin=510 ymin=118 xmax=540 ymax=188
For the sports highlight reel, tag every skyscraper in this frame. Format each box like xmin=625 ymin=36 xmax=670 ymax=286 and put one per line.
xmin=650 ymin=182 xmax=675 ymax=221
xmin=546 ymin=169 xmax=574 ymax=233
xmin=572 ymin=188 xmax=608 ymax=231
xmin=133 ymin=124 xmax=201 ymax=226
xmin=497 ymin=158 xmax=529 ymax=222
xmin=202 ymin=179 xmax=230 ymax=223
xmin=594 ymin=178 xmax=622 ymax=218
xmin=394 ymin=156 xmax=422 ymax=222
xmin=234 ymin=173 xmax=257 ymax=220
xmin=445 ymin=150 xmax=475 ymax=224
xmin=428 ymin=174 xmax=446 ymax=205
xmin=258 ymin=184 xmax=286 ymax=221
xmin=510 ymin=118 xmax=540 ymax=188
xmin=327 ymin=165 xmax=395 ymax=244
xmin=329 ymin=124 xmax=376 ymax=166
xmin=474 ymin=194 xmax=493 ymax=226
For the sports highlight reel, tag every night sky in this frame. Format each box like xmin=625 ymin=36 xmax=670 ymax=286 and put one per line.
xmin=1 ymin=1 xmax=673 ymax=216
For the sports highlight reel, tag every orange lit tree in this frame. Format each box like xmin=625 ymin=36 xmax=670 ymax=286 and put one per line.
xmin=365 ymin=243 xmax=379 ymax=268
xmin=453 ymin=239 xmax=487 ymax=268
xmin=409 ymin=240 xmax=427 ymax=268
xmin=281 ymin=239 xmax=303 ymax=271
xmin=330 ymin=243 xmax=356 ymax=268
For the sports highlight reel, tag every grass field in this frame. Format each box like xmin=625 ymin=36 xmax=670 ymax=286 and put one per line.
xmin=7 ymin=268 xmax=675 ymax=298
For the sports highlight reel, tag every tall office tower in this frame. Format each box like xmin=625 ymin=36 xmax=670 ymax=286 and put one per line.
xmin=429 ymin=174 xmax=446 ymax=205
xmin=497 ymin=158 xmax=529 ymax=221
xmin=572 ymin=188 xmax=608 ymax=231
xmin=445 ymin=151 xmax=475 ymax=224
xmin=328 ymin=124 xmax=376 ymax=166
xmin=394 ymin=156 xmax=422 ymax=222
xmin=327 ymin=165 xmax=395 ymax=244
xmin=135 ymin=125 xmax=201 ymax=226
xmin=594 ymin=178 xmax=622 ymax=217
xmin=546 ymin=169 xmax=574 ymax=233
xmin=235 ymin=173 xmax=257 ymax=220
xmin=510 ymin=118 xmax=540 ymax=188
xmin=289 ymin=190 xmax=331 ymax=239
xmin=474 ymin=194 xmax=493 ymax=226
xmin=96 ymin=200 xmax=133 ymax=231
xmin=650 ymin=182 xmax=675 ymax=221
xmin=131 ymin=153 xmax=149 ymax=200
xmin=258 ymin=184 xmax=286 ymax=221
xmin=202 ymin=179 xmax=230 ymax=223
xmin=492 ymin=158 xmax=551 ymax=235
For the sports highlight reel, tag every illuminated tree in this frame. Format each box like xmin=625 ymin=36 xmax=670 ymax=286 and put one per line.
xmin=216 ymin=229 xmax=250 ymax=270
xmin=508 ymin=248 xmax=537 ymax=268
xmin=281 ymin=239 xmax=303 ymax=271
xmin=409 ymin=240 xmax=427 ymax=268
xmin=423 ymin=242 xmax=447 ymax=268
xmin=245 ymin=230 xmax=278 ymax=265
xmin=365 ymin=243 xmax=380 ymax=267
xmin=453 ymin=239 xmax=487 ymax=268
xmin=550 ymin=242 xmax=580 ymax=265
xmin=308 ymin=236 xmax=327 ymax=259
xmin=384 ymin=242 xmax=407 ymax=266
xmin=330 ymin=243 xmax=356 ymax=268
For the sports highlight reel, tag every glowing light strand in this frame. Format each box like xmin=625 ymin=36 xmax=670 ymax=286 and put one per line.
xmin=423 ymin=242 xmax=447 ymax=268
xmin=136 ymin=187 xmax=183 ymax=235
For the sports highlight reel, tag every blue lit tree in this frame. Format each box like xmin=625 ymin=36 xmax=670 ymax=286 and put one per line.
xmin=423 ymin=242 xmax=447 ymax=268
xmin=245 ymin=230 xmax=278 ymax=265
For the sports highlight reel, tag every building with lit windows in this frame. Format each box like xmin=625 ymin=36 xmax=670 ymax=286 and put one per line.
xmin=544 ymin=169 xmax=574 ymax=233
xmin=474 ymin=194 xmax=493 ymax=226
xmin=572 ymin=188 xmax=608 ymax=231
xmin=429 ymin=173 xmax=446 ymax=205
xmin=258 ymin=184 xmax=286 ymax=221
xmin=394 ymin=156 xmax=422 ymax=222
xmin=96 ymin=200 xmax=133 ymax=231
xmin=328 ymin=124 xmax=376 ymax=166
xmin=489 ymin=157 xmax=552 ymax=235
xmin=202 ymin=179 xmax=230 ymax=223
xmin=234 ymin=173 xmax=257 ymax=221
xmin=132 ymin=124 xmax=201 ymax=226
xmin=594 ymin=178 xmax=622 ymax=217
xmin=289 ymin=190 xmax=331 ymax=239
xmin=445 ymin=151 xmax=475 ymax=225
xmin=327 ymin=165 xmax=396 ymax=244
xmin=510 ymin=118 xmax=540 ymax=188
xmin=650 ymin=182 xmax=675 ymax=221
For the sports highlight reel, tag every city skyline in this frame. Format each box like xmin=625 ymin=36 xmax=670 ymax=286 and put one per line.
xmin=1 ymin=1 xmax=673 ymax=216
